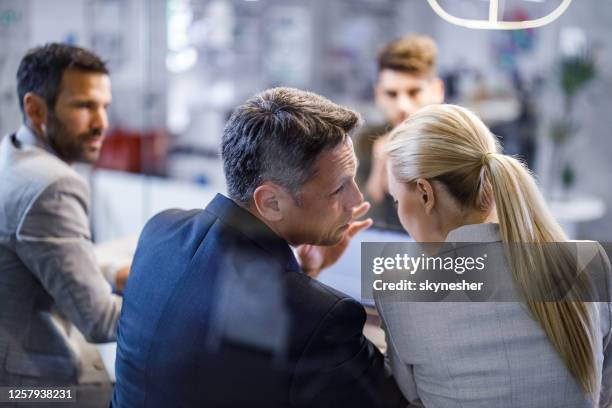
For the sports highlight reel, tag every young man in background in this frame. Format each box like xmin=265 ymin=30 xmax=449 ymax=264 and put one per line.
xmin=354 ymin=34 xmax=445 ymax=229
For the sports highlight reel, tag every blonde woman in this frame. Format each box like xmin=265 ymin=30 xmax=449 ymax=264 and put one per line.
xmin=376 ymin=104 xmax=611 ymax=407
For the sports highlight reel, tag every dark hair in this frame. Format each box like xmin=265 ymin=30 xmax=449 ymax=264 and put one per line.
xmin=377 ymin=34 xmax=438 ymax=76
xmin=222 ymin=87 xmax=361 ymax=204
xmin=17 ymin=43 xmax=108 ymax=117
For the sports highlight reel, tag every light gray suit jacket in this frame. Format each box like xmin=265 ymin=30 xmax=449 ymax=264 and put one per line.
xmin=376 ymin=223 xmax=612 ymax=408
xmin=0 ymin=127 xmax=121 ymax=385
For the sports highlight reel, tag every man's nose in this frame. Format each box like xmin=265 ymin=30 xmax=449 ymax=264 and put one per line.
xmin=347 ymin=180 xmax=364 ymax=212
xmin=92 ymin=106 xmax=108 ymax=132
xmin=397 ymin=94 xmax=415 ymax=116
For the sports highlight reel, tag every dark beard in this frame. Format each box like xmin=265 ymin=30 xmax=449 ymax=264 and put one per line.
xmin=45 ymin=112 xmax=100 ymax=163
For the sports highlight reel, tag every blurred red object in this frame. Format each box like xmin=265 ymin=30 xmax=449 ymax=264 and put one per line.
xmin=95 ymin=129 xmax=169 ymax=175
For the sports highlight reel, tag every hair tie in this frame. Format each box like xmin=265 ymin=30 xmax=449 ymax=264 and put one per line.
xmin=481 ymin=152 xmax=494 ymax=167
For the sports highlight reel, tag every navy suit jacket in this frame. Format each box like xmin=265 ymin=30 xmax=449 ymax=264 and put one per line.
xmin=112 ymin=194 xmax=404 ymax=407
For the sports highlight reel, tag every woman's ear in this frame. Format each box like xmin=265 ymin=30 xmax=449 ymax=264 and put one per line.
xmin=252 ymin=183 xmax=285 ymax=222
xmin=415 ymin=178 xmax=436 ymax=215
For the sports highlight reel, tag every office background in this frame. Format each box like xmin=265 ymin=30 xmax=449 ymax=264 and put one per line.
xmin=0 ymin=0 xmax=610 ymax=241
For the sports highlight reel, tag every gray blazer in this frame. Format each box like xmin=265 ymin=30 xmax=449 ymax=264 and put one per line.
xmin=376 ymin=223 xmax=612 ymax=408
xmin=0 ymin=127 xmax=121 ymax=385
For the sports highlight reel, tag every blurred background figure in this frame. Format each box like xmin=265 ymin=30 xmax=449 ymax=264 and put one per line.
xmin=0 ymin=43 xmax=128 ymax=406
xmin=354 ymin=34 xmax=444 ymax=230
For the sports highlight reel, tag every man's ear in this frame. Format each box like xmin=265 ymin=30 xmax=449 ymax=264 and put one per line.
xmin=432 ymin=77 xmax=445 ymax=103
xmin=415 ymin=178 xmax=436 ymax=215
xmin=252 ymin=182 xmax=286 ymax=222
xmin=373 ymin=76 xmax=385 ymax=104
xmin=23 ymin=92 xmax=48 ymax=131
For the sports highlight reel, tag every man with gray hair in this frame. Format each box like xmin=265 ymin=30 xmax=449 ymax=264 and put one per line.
xmin=113 ymin=87 xmax=405 ymax=407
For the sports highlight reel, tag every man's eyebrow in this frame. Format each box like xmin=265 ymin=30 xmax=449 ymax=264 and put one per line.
xmin=335 ymin=175 xmax=352 ymax=189
xmin=69 ymin=98 xmax=93 ymax=104
xmin=71 ymin=97 xmax=111 ymax=104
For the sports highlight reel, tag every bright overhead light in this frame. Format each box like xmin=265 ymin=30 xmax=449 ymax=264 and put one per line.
xmin=166 ymin=48 xmax=198 ymax=73
xmin=427 ymin=0 xmax=573 ymax=30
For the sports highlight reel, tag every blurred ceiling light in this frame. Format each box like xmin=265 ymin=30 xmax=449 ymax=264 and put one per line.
xmin=167 ymin=1 xmax=193 ymax=51
xmin=559 ymin=26 xmax=587 ymax=57
xmin=427 ymin=0 xmax=573 ymax=30
xmin=166 ymin=47 xmax=198 ymax=73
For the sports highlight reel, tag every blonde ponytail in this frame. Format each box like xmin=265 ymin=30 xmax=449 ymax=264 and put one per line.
xmin=485 ymin=153 xmax=595 ymax=396
xmin=386 ymin=104 xmax=596 ymax=396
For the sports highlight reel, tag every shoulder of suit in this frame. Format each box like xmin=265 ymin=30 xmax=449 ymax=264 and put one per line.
xmin=148 ymin=208 xmax=203 ymax=224
xmin=0 ymin=141 xmax=90 ymax=226
xmin=1 ymin=138 xmax=86 ymax=193
xmin=142 ymin=207 xmax=208 ymax=237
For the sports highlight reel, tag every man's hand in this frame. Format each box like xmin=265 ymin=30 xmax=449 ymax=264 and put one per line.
xmin=296 ymin=202 xmax=373 ymax=279
xmin=115 ymin=265 xmax=130 ymax=293
xmin=365 ymin=135 xmax=390 ymax=204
